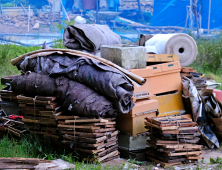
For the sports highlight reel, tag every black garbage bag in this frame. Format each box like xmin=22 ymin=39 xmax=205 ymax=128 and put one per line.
xmin=16 ymin=53 xmax=134 ymax=114
xmin=11 ymin=72 xmax=118 ymax=118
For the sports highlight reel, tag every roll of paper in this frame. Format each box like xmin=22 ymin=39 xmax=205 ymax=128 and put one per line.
xmin=145 ymin=33 xmax=198 ymax=66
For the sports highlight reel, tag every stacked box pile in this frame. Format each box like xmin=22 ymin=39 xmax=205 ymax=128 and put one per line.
xmin=129 ymin=60 xmax=185 ymax=117
xmin=59 ymin=117 xmax=119 ymax=162
xmin=145 ymin=116 xmax=203 ymax=167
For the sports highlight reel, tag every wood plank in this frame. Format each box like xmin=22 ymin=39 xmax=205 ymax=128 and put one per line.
xmin=57 ymin=116 xmax=79 ymax=120
xmin=146 ymin=151 xmax=186 ymax=163
xmin=82 ymin=122 xmax=116 ymax=126
xmin=97 ymin=144 xmax=118 ymax=157
xmin=71 ymin=141 xmax=105 ymax=149
xmin=147 ymin=156 xmax=182 ymax=167
xmin=75 ymin=148 xmax=105 ymax=154
xmin=98 ymin=150 xmax=118 ymax=162
xmin=144 ymin=121 xmax=161 ymax=129
xmin=59 ymin=131 xmax=116 ymax=138
xmin=187 ymin=156 xmax=203 ymax=160
xmin=39 ymin=111 xmax=62 ymax=118
xmin=63 ymin=135 xmax=107 ymax=143
xmin=106 ymin=136 xmax=117 ymax=143
xmin=168 ymin=151 xmax=203 ymax=156
xmin=0 ymin=163 xmax=35 ymax=169
xmin=57 ymin=124 xmax=100 ymax=129
xmin=79 ymin=128 xmax=116 ymax=133
xmin=36 ymin=96 xmax=56 ymax=101
xmin=1 ymin=117 xmax=23 ymax=125
xmin=163 ymin=144 xmax=202 ymax=149
xmin=65 ymin=119 xmax=109 ymax=123
xmin=8 ymin=128 xmax=20 ymax=138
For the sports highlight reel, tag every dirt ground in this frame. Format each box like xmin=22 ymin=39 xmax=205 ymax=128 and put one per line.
xmin=103 ymin=149 xmax=222 ymax=170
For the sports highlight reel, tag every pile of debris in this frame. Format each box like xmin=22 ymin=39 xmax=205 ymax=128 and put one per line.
xmin=119 ymin=1 xmax=154 ymax=12
xmin=0 ymin=13 xmax=77 ymax=29
xmin=0 ymin=46 xmax=143 ymax=162
xmin=145 ymin=116 xmax=203 ymax=167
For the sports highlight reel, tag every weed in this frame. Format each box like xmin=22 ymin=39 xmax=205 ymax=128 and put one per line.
xmin=55 ymin=20 xmax=76 ymax=31
xmin=51 ymin=38 xmax=66 ymax=49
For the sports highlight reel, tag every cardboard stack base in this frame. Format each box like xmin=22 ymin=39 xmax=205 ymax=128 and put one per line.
xmin=59 ymin=117 xmax=119 ymax=163
xmin=145 ymin=116 xmax=203 ymax=167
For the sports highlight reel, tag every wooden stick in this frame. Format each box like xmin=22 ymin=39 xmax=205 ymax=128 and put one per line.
xmin=65 ymin=119 xmax=108 ymax=123
xmin=168 ymin=151 xmax=202 ymax=156
xmin=10 ymin=49 xmax=146 ymax=85
xmin=57 ymin=124 xmax=100 ymax=129
xmin=20 ymin=3 xmax=28 ymax=15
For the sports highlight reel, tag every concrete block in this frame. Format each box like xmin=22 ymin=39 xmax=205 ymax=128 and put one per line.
xmin=101 ymin=44 xmax=146 ymax=69
xmin=118 ymin=132 xmax=150 ymax=151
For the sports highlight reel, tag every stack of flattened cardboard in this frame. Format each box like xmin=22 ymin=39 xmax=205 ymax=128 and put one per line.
xmin=145 ymin=116 xmax=203 ymax=167
xmin=17 ymin=95 xmax=62 ymax=141
xmin=180 ymin=67 xmax=198 ymax=78
xmin=59 ymin=117 xmax=119 ymax=163
xmin=181 ymin=67 xmax=206 ymax=90
xmin=16 ymin=94 xmax=119 ymax=162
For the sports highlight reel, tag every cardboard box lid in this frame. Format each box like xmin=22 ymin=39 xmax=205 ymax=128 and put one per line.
xmin=129 ymin=99 xmax=159 ymax=117
xmin=147 ymin=54 xmax=179 ymax=62
xmin=129 ymin=61 xmax=181 ymax=78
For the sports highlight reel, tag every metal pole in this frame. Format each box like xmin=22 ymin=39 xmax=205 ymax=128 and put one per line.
xmin=61 ymin=0 xmax=70 ymax=22
xmin=189 ymin=0 xmax=193 ymax=29
xmin=193 ymin=0 xmax=199 ymax=38
xmin=0 ymin=4 xmax=3 ymax=18
xmin=208 ymin=0 xmax=211 ymax=34
xmin=28 ymin=5 xmax=30 ymax=32
xmin=96 ymin=0 xmax=99 ymax=24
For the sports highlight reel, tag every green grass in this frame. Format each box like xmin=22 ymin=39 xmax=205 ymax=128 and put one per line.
xmin=189 ymin=35 xmax=222 ymax=90
xmin=0 ymin=133 xmax=146 ymax=169
xmin=1 ymin=36 xmax=222 ymax=169
xmin=0 ymin=39 xmax=66 ymax=89
xmin=0 ymin=44 xmax=42 ymax=89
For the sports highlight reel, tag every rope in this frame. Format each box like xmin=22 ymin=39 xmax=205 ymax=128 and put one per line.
xmin=73 ymin=117 xmax=76 ymax=150
xmin=34 ymin=96 xmax=37 ymax=136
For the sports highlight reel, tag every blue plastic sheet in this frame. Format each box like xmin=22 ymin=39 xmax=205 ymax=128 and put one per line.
xmin=151 ymin=0 xmax=190 ymax=27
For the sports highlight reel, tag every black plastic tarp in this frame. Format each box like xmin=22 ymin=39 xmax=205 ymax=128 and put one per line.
xmin=16 ymin=53 xmax=134 ymax=114
xmin=11 ymin=72 xmax=117 ymax=118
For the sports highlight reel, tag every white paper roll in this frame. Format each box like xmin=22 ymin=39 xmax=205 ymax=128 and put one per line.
xmin=145 ymin=33 xmax=198 ymax=67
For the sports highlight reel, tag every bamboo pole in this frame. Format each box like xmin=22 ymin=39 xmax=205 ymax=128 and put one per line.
xmin=10 ymin=49 xmax=146 ymax=85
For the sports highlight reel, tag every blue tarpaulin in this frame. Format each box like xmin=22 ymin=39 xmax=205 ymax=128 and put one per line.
xmin=151 ymin=0 xmax=222 ymax=29
xmin=201 ymin=0 xmax=222 ymax=29
xmin=151 ymin=0 xmax=190 ymax=27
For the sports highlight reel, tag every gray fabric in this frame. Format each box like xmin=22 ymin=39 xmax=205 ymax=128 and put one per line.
xmin=63 ymin=24 xmax=121 ymax=51
xmin=16 ymin=53 xmax=134 ymax=114
xmin=11 ymin=73 xmax=117 ymax=118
